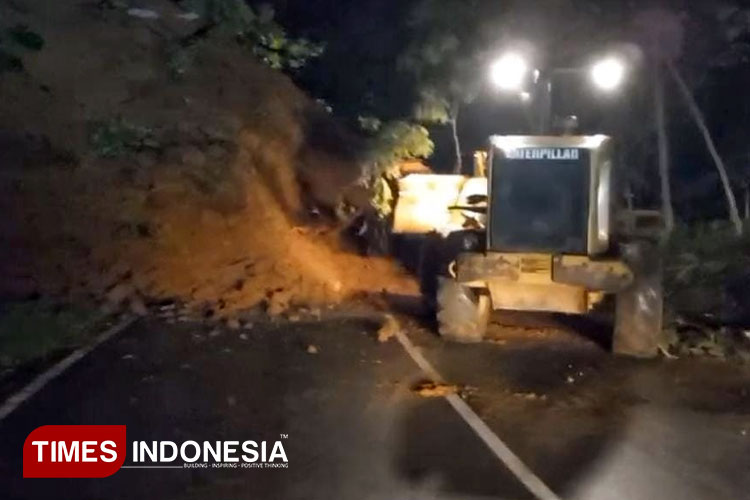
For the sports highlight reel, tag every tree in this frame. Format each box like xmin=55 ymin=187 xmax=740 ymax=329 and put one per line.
xmin=725 ymin=155 xmax=750 ymax=220
xmin=653 ymin=59 xmax=675 ymax=234
xmin=633 ymin=8 xmax=686 ymax=235
xmin=399 ymin=0 xmax=485 ymax=174
xmin=361 ymin=119 xmax=434 ymax=217
xmin=412 ymin=88 xmax=467 ymax=174
xmin=399 ymin=0 xmax=634 ymax=174
xmin=179 ymin=0 xmax=323 ymax=71
xmin=715 ymin=5 xmax=750 ymax=223
xmin=668 ymin=59 xmax=743 ymax=235
xmin=364 ymin=120 xmax=434 ymax=177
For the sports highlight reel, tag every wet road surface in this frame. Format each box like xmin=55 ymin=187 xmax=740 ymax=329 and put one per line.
xmin=1 ymin=314 xmax=749 ymax=499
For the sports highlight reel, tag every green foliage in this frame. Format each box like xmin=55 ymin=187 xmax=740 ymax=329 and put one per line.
xmin=364 ymin=121 xmax=434 ymax=217
xmin=413 ymin=89 xmax=451 ymax=124
xmin=366 ymin=121 xmax=434 ymax=176
xmin=249 ymin=34 xmax=324 ymax=71
xmin=357 ymin=116 xmax=382 ymax=133
xmin=181 ymin=0 xmax=257 ymax=35
xmin=371 ymin=176 xmax=394 ymax=217
xmin=180 ymin=0 xmax=324 ymax=71
xmin=660 ymin=223 xmax=750 ymax=360
xmin=665 ymin=223 xmax=750 ymax=295
xmin=660 ymin=222 xmax=750 ymax=361
xmin=0 ymin=24 xmax=44 ymax=74
xmin=399 ymin=0 xmax=484 ymax=111
xmin=88 ymin=119 xmax=158 ymax=158
xmin=0 ymin=300 xmax=99 ymax=370
xmin=398 ymin=0 xmax=490 ymax=172
xmin=360 ymin=120 xmax=433 ymax=217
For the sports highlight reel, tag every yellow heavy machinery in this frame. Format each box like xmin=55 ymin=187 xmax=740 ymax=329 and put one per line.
xmin=392 ymin=135 xmax=663 ymax=357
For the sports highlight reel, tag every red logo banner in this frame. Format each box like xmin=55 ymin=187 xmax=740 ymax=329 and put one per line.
xmin=23 ymin=425 xmax=127 ymax=478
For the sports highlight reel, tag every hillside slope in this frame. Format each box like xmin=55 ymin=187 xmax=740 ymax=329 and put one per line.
xmin=0 ymin=0 xmax=416 ymax=317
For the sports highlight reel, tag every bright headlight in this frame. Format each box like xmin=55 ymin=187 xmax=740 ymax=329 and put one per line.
xmin=490 ymin=53 xmax=529 ymax=91
xmin=591 ymin=57 xmax=626 ymax=91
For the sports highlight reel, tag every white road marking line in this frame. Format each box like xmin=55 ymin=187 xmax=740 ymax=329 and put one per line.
xmin=394 ymin=328 xmax=563 ymax=500
xmin=0 ymin=315 xmax=137 ymax=422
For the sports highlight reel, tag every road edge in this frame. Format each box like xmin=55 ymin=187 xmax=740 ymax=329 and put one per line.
xmin=0 ymin=315 xmax=137 ymax=422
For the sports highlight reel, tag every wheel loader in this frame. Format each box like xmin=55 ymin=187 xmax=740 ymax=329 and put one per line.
xmin=392 ymin=135 xmax=663 ymax=358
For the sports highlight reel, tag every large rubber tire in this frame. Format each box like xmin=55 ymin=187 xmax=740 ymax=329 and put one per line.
xmin=417 ymin=234 xmax=443 ymax=312
xmin=417 ymin=231 xmax=481 ymax=314
xmin=613 ymin=242 xmax=663 ymax=358
xmin=436 ymin=279 xmax=491 ymax=343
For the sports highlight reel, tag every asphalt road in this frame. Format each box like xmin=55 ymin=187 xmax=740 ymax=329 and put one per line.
xmin=1 ymin=313 xmax=749 ymax=499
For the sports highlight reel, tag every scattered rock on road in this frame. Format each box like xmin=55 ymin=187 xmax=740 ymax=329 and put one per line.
xmin=377 ymin=314 xmax=400 ymax=343
xmin=513 ymin=392 xmax=547 ymax=401
xmin=412 ymin=381 xmax=459 ymax=398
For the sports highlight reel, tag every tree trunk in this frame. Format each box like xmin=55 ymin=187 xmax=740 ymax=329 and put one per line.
xmin=450 ymin=102 xmax=462 ymax=175
xmin=667 ymin=59 xmax=743 ymax=236
xmin=654 ymin=59 xmax=675 ymax=236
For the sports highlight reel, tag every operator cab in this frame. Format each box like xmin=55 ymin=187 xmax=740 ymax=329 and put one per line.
xmin=488 ymin=135 xmax=613 ymax=257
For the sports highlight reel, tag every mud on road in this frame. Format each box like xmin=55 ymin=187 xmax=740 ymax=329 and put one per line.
xmin=1 ymin=312 xmax=749 ymax=500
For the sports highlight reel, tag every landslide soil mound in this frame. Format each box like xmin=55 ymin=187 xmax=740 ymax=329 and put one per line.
xmin=0 ymin=0 xmax=416 ymax=316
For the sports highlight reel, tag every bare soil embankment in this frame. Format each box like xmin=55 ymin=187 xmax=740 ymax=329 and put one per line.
xmin=0 ymin=0 xmax=416 ymax=320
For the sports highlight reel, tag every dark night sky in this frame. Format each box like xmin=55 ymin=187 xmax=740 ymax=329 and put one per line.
xmin=269 ymin=0 xmax=750 ymax=218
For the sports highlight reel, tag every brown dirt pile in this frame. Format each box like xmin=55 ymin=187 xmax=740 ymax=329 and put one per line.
xmin=0 ymin=0 xmax=416 ymax=315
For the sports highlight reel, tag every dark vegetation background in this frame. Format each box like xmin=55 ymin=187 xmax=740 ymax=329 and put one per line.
xmin=273 ymin=0 xmax=750 ymax=221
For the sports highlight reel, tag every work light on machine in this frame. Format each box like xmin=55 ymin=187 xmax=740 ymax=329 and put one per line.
xmin=489 ymin=53 xmax=529 ymax=91
xmin=590 ymin=57 xmax=626 ymax=91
